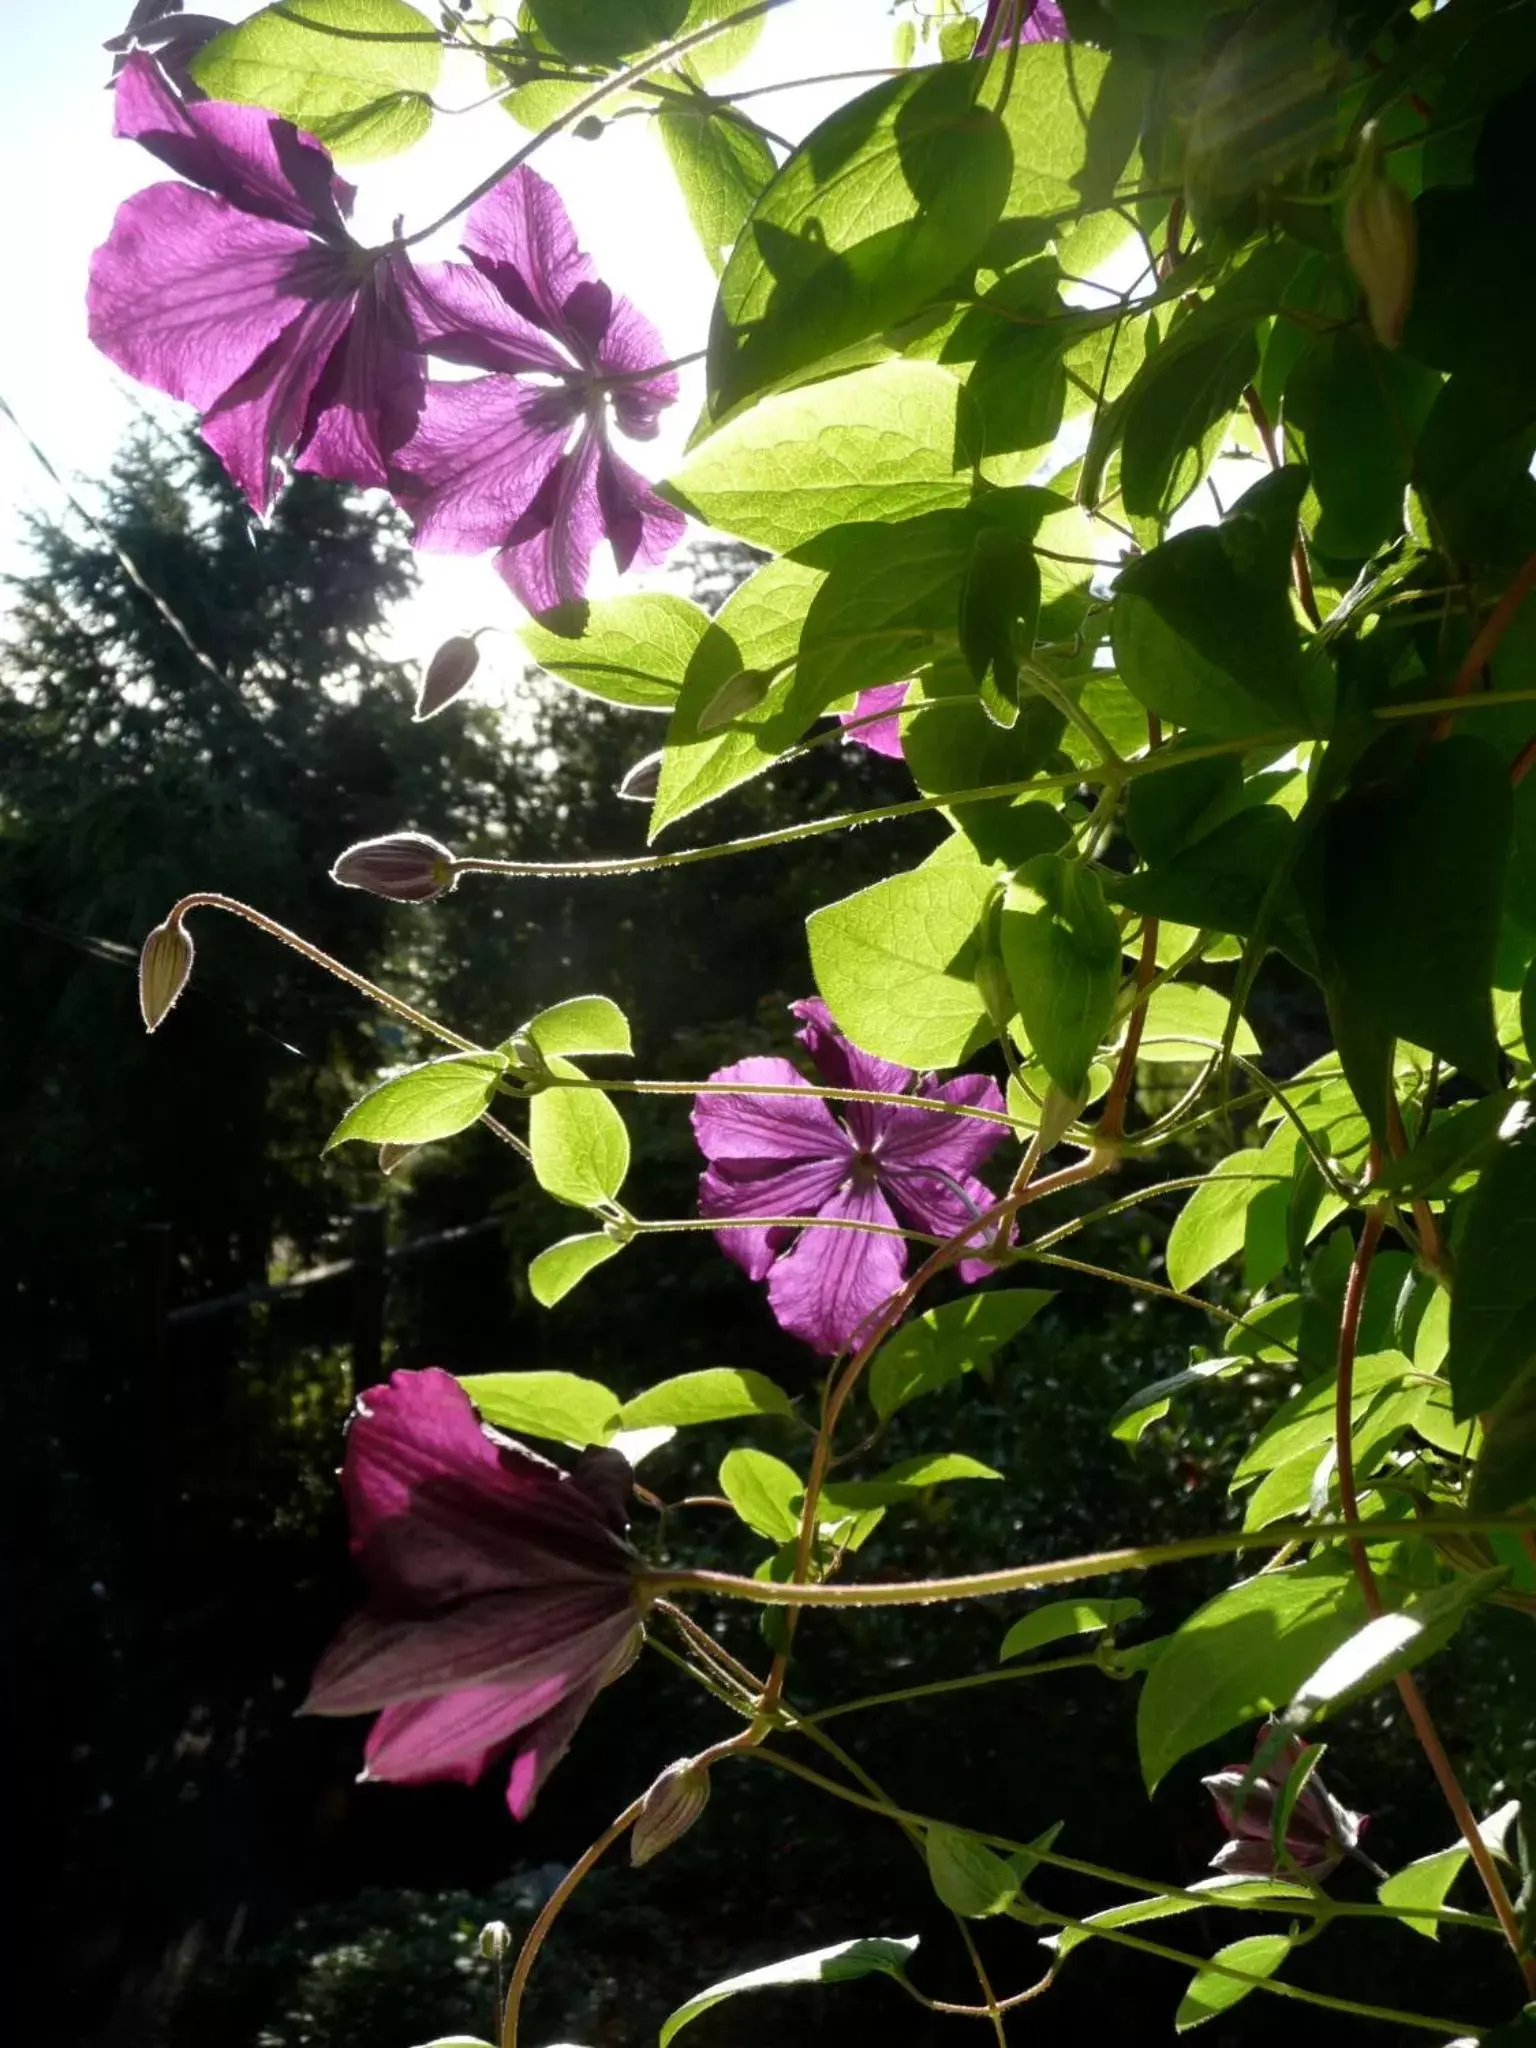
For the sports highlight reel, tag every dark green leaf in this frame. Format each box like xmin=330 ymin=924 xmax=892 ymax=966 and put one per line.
xmin=527 ymin=0 xmax=685 ymax=64
xmin=1000 ymin=854 xmax=1121 ymax=1098
xmin=926 ymin=1827 xmax=1018 ymax=1918
xmin=1283 ymin=328 xmax=1438 ymax=562
xmin=958 ymin=527 xmax=1041 ymax=721
xmin=869 ymin=1290 xmax=1053 ymax=1420
xmin=1470 ymin=1361 xmax=1536 ymax=1512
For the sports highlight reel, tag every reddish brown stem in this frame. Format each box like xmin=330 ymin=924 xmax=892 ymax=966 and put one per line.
xmin=1510 ymin=732 xmax=1536 ymax=786
xmin=1334 ymin=1184 xmax=1536 ymax=1989
xmin=1432 ymin=546 xmax=1536 ymax=739
xmin=1243 ymin=386 xmax=1320 ymax=628
xmin=1384 ymin=1091 xmax=1446 ymax=1276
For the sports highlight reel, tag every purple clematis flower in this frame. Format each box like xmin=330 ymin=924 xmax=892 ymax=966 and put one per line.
xmin=391 ymin=166 xmax=686 ymax=613
xmin=975 ymin=0 xmax=1069 ymax=52
xmin=840 ymin=682 xmax=911 ymax=761
xmin=88 ymin=54 xmax=425 ymax=516
xmin=1203 ymin=1730 xmax=1368 ymax=1881
xmin=302 ymin=1368 xmax=646 ymax=1820
xmin=693 ymin=999 xmax=1009 ymax=1356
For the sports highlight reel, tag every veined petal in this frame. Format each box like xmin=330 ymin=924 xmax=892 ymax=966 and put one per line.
xmin=296 ymin=260 xmax=426 ymax=491
xmin=883 ymin=1165 xmax=1003 ymax=1284
xmin=113 ymin=50 xmax=347 ymax=236
xmin=594 ymin=444 xmax=686 ymax=579
xmin=791 ymin=997 xmax=913 ymax=1150
xmin=202 ymin=285 xmax=357 ymax=514
xmin=691 ymin=1055 xmax=848 ymax=1170
xmin=840 ymin=682 xmax=910 ymax=761
xmin=496 ymin=430 xmax=605 ymax=614
xmin=362 ymin=1671 xmax=574 ymax=1787
xmin=88 ymin=183 xmax=316 ymax=414
xmin=876 ymin=1070 xmax=1009 ymax=1180
xmin=303 ymin=1581 xmax=639 ymax=1713
xmin=404 ymin=258 xmax=573 ymax=378
xmin=766 ymin=1177 xmax=908 ymax=1355
xmin=599 ymin=296 xmax=676 ymax=433
xmin=462 ymin=164 xmax=605 ymax=351
xmin=701 ymin=1154 xmax=849 ymax=1281
xmin=503 ymin=1672 xmax=609 ymax=1819
xmin=391 ymin=375 xmax=572 ymax=555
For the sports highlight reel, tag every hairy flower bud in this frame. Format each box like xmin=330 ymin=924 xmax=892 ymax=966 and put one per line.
xmin=631 ymin=1758 xmax=711 ymax=1866
xmin=1345 ymin=135 xmax=1416 ymax=349
xmin=697 ymin=668 xmax=772 ymax=734
xmin=478 ymin=1920 xmax=512 ymax=1961
xmin=416 ymin=634 xmax=481 ymax=721
xmin=330 ymin=832 xmax=457 ymax=904
xmin=616 ymin=750 xmax=663 ymax=804
xmin=138 ymin=915 xmax=194 ymax=1032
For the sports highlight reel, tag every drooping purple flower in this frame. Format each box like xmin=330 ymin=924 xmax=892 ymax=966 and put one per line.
xmin=302 ymin=1368 xmax=646 ymax=1819
xmin=391 ymin=166 xmax=685 ymax=613
xmin=693 ymin=999 xmax=1009 ymax=1356
xmin=974 ymin=0 xmax=1069 ymax=52
xmin=88 ymin=54 xmax=425 ymax=516
xmin=1203 ymin=1730 xmax=1367 ymax=1881
xmin=840 ymin=683 xmax=911 ymax=761
xmin=104 ymin=1 xmax=229 ymax=98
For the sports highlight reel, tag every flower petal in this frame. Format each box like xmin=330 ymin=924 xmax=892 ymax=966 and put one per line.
xmin=404 ymin=258 xmax=573 ymax=378
xmin=790 ymin=997 xmax=913 ymax=1149
xmin=599 ymin=299 xmax=677 ymax=431
xmin=595 ymin=444 xmax=686 ymax=578
xmin=391 ymin=375 xmax=571 ymax=555
xmin=701 ymin=1155 xmax=850 ymax=1281
xmin=840 ymin=683 xmax=910 ymax=761
xmin=88 ymin=183 xmax=316 ymax=414
xmin=362 ymin=1672 xmax=575 ymax=1787
xmin=462 ymin=164 xmax=605 ymax=353
xmin=691 ymin=1055 xmax=848 ymax=1169
xmin=295 ymin=261 xmax=426 ymax=491
xmin=496 ymin=431 xmax=611 ymax=612
xmin=765 ymin=1177 xmax=908 ymax=1355
xmin=202 ymin=286 xmax=357 ymax=514
xmin=876 ymin=1071 xmax=1009 ymax=1180
xmin=884 ymin=1166 xmax=1004 ymax=1283
xmin=114 ymin=50 xmax=346 ymax=236
xmin=503 ymin=1673 xmax=608 ymax=1819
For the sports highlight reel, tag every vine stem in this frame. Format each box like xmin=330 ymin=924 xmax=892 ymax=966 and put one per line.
xmin=1243 ymin=386 xmax=1320 ymax=628
xmin=1432 ymin=543 xmax=1536 ymax=738
xmin=649 ymin=1512 xmax=1534 ymax=1607
xmin=1333 ymin=1181 xmax=1536 ymax=1992
xmin=161 ymin=893 xmax=479 ymax=1052
xmin=404 ymin=0 xmax=797 ymax=248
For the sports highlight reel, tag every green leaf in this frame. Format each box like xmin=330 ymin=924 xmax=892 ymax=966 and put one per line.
xmin=520 ymin=594 xmax=710 ymax=709
xmin=527 ymin=1232 xmax=622 ymax=1308
xmin=1369 ymin=1092 xmax=1516 ymax=1202
xmin=708 ymin=66 xmax=1010 ymax=417
xmin=1001 ymin=855 xmax=1121 ymax=1098
xmin=1125 ymin=748 xmax=1244 ymax=866
xmin=1113 ymin=808 xmax=1312 ymax=970
xmin=528 ymin=1073 xmax=630 ymax=1208
xmin=524 ymin=996 xmax=633 ymax=1060
xmin=658 ymin=1936 xmax=918 ymax=2047
xmin=1469 ymin=1361 xmax=1536 ymax=1513
xmin=191 ymin=0 xmax=441 ymax=161
xmin=869 ymin=1290 xmax=1053 ymax=1420
xmin=527 ymin=0 xmax=685 ymax=63
xmin=992 ymin=43 xmax=1116 ymax=226
xmin=1113 ymin=470 xmax=1327 ymax=737
xmin=1287 ymin=1570 xmax=1506 ymax=1724
xmin=1110 ymin=1358 xmax=1238 ymax=1444
xmin=958 ymin=526 xmax=1041 ymax=720
xmin=999 ymin=1597 xmax=1144 ymax=1663
xmin=925 ymin=1826 xmax=1019 ymax=1918
xmin=1046 ymin=1877 xmax=1312 ymax=1965
xmin=1166 ymin=1152 xmax=1290 ymax=1294
xmin=660 ymin=99 xmax=776 ymax=274
xmin=808 ymin=837 xmax=997 ymax=1069
xmin=326 ymin=1052 xmax=506 ymax=1150
xmin=719 ymin=1447 xmax=802 ymax=1542
xmin=1447 ymin=1125 xmax=1536 ymax=1417
xmin=1122 ymin=327 xmax=1257 ymax=524
xmin=1137 ymin=1560 xmax=1372 ymax=1790
xmin=663 ymin=360 xmax=976 ymax=553
xmin=1136 ymin=984 xmax=1259 ymax=1064
xmin=1174 ymin=1935 xmax=1292 ymax=2031
xmin=1378 ymin=1847 xmax=1469 ymax=1941
xmin=822 ymin=1453 xmax=1002 ymax=1510
xmin=1317 ymin=736 xmax=1510 ymax=1093
xmin=1233 ymin=1351 xmax=1412 ymax=1481
xmin=1283 ymin=329 xmax=1438 ymax=561
xmin=458 ymin=1370 xmax=621 ymax=1447
xmin=620 ymin=1368 xmax=795 ymax=1429
xmin=650 ymin=554 xmax=827 ymax=836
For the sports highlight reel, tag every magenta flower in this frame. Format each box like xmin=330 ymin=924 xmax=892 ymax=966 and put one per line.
xmin=1203 ymin=1731 xmax=1367 ymax=1881
xmin=693 ymin=999 xmax=1009 ymax=1355
xmin=302 ymin=1369 xmax=646 ymax=1819
xmin=975 ymin=0 xmax=1069 ymax=51
xmin=840 ymin=683 xmax=911 ymax=761
xmin=88 ymin=54 xmax=424 ymax=516
xmin=391 ymin=166 xmax=685 ymax=613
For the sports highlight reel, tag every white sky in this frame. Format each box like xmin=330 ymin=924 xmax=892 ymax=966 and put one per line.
xmin=0 ymin=0 xmax=905 ymax=685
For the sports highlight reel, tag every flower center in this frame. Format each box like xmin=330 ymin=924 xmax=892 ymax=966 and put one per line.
xmin=848 ymin=1146 xmax=881 ymax=1188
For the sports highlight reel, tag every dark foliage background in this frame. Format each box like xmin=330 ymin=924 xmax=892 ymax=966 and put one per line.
xmin=3 ymin=435 xmax=1527 ymax=2048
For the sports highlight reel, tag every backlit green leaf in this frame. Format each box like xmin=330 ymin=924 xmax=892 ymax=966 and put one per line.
xmin=1174 ymin=1935 xmax=1291 ymax=2031
xmin=458 ymin=1370 xmax=621 ymax=1447
xmin=1000 ymin=854 xmax=1121 ymax=1098
xmin=869 ymin=1291 xmax=1053 ymax=1419
xmin=520 ymin=595 xmax=711 ymax=709
xmin=528 ymin=1233 xmax=623 ymax=1308
xmin=621 ymin=1368 xmax=794 ymax=1429
xmin=719 ymin=1447 xmax=802 ymax=1542
xmin=999 ymin=1597 xmax=1143 ymax=1663
xmin=529 ymin=1071 xmax=630 ymax=1207
xmin=658 ymin=1937 xmax=918 ymax=2047
xmin=326 ymin=1053 xmax=506 ymax=1150
xmin=660 ymin=99 xmax=776 ymax=274
xmin=926 ymin=1827 xmax=1018 ymax=1918
xmin=524 ymin=996 xmax=633 ymax=1061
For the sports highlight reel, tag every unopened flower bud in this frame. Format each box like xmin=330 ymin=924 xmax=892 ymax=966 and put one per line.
xmin=697 ymin=668 xmax=771 ymax=734
xmin=416 ymin=634 xmax=481 ymax=721
xmin=631 ymin=1758 xmax=711 ymax=1866
xmin=478 ymin=1920 xmax=512 ymax=1961
xmin=617 ymin=750 xmax=663 ymax=803
xmin=139 ymin=915 xmax=194 ymax=1032
xmin=1344 ymin=133 xmax=1416 ymax=349
xmin=330 ymin=832 xmax=457 ymax=904
xmin=1203 ymin=1726 xmax=1366 ymax=1881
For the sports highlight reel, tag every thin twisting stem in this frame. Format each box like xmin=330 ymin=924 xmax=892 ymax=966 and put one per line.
xmin=1433 ymin=543 xmax=1536 ymax=737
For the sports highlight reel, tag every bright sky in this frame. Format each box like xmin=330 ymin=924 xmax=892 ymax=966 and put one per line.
xmin=0 ymin=0 xmax=903 ymax=685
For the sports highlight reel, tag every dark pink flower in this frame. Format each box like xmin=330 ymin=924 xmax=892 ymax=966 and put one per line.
xmin=975 ymin=0 xmax=1069 ymax=52
xmin=1203 ymin=1731 xmax=1367 ymax=1881
xmin=693 ymin=999 xmax=1009 ymax=1356
xmin=840 ymin=683 xmax=910 ymax=761
xmin=303 ymin=1369 xmax=645 ymax=1819
xmin=88 ymin=54 xmax=424 ymax=515
xmin=391 ymin=166 xmax=685 ymax=612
